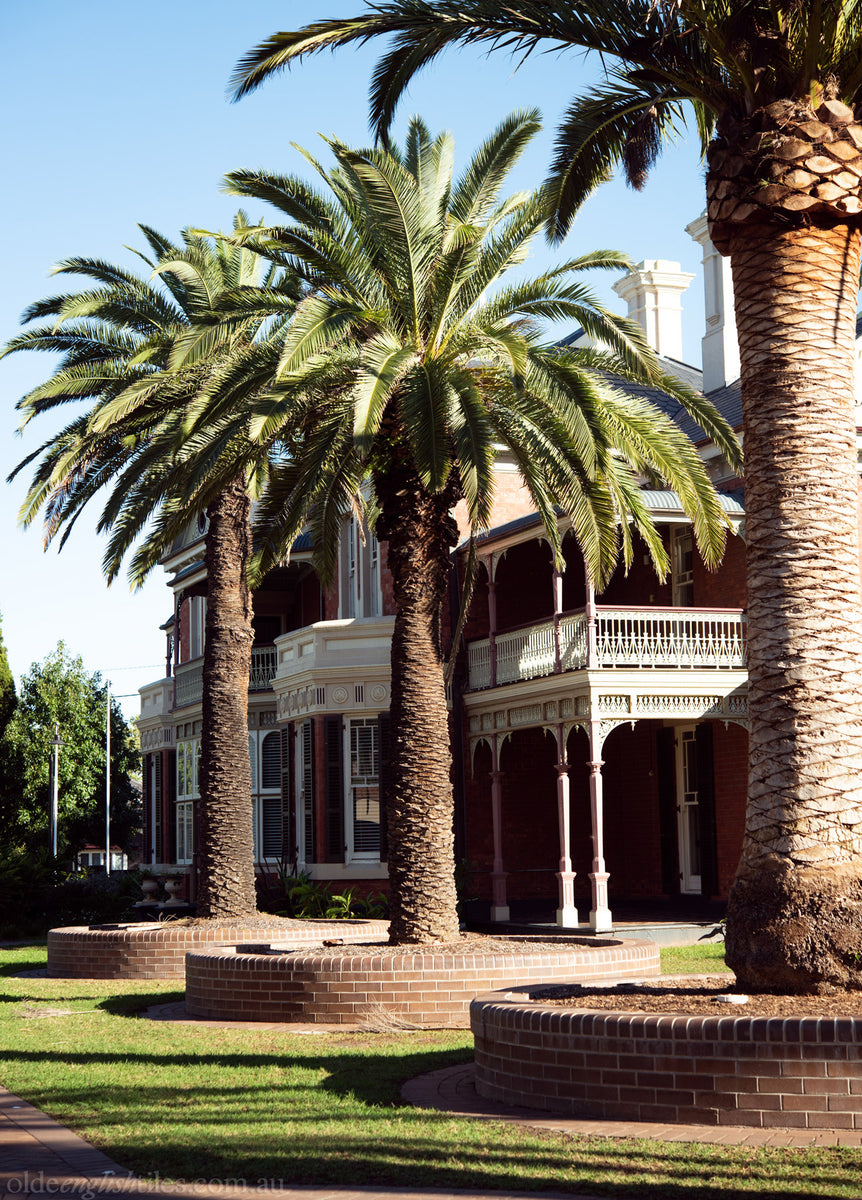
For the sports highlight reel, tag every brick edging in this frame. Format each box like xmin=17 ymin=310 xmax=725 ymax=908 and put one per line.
xmin=184 ymin=937 xmax=660 ymax=1026
xmin=470 ymin=987 xmax=862 ymax=1130
xmin=46 ymin=919 xmax=390 ymax=979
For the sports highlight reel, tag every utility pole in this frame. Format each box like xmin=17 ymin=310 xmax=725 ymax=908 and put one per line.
xmin=49 ymin=724 xmax=63 ymax=857
xmin=105 ymin=681 xmax=111 ymax=875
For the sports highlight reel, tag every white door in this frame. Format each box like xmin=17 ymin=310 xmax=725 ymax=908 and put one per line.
xmin=676 ymin=726 xmax=701 ymax=893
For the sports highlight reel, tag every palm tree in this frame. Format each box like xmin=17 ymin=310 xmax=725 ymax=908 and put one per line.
xmin=5 ymin=221 xmax=302 ymax=918
xmin=218 ymin=112 xmax=739 ymax=943
xmin=230 ymin=1 xmax=862 ymax=990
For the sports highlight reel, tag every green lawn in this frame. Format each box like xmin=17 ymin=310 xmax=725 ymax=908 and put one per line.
xmin=1 ymin=942 xmax=859 ymax=1198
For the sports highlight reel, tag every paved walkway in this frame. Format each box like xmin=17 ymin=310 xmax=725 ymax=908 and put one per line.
xmin=4 ymin=1002 xmax=862 ymax=1200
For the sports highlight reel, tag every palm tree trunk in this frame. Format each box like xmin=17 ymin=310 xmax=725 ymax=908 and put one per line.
xmin=724 ymin=222 xmax=862 ymax=992
xmin=196 ymin=476 xmax=258 ymax=918
xmin=377 ymin=466 xmax=461 ymax=945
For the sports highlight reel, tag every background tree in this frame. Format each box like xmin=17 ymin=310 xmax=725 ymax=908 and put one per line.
xmin=5 ymin=221 xmax=303 ymax=917
xmin=230 ymin=0 xmax=862 ymax=992
xmin=220 ymin=112 xmax=739 ymax=943
xmin=0 ymin=643 xmax=139 ymax=859
xmin=0 ymin=613 xmax=15 ymax=739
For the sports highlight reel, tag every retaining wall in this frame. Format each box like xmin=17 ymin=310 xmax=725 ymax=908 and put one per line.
xmin=471 ymin=987 xmax=862 ymax=1129
xmin=184 ymin=937 xmax=659 ymax=1026
xmin=46 ymin=920 xmax=389 ymax=980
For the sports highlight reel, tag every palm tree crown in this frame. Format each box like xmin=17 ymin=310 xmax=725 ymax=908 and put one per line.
xmin=5 ymin=220 xmax=304 ymax=918
xmin=219 ymin=112 xmax=738 ymax=942
xmin=230 ymin=2 xmax=862 ymax=988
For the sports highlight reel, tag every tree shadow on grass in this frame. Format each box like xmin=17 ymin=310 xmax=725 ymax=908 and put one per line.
xmin=0 ymin=1047 xmax=860 ymax=1198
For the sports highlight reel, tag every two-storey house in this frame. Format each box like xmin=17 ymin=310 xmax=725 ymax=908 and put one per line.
xmin=137 ymin=215 xmax=778 ymax=931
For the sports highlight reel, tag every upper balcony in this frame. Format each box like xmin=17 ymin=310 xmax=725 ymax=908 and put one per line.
xmin=466 ymin=606 xmax=746 ymax=691
xmin=274 ymin=616 xmax=395 ymax=683
xmin=172 ymin=645 xmax=279 ymax=709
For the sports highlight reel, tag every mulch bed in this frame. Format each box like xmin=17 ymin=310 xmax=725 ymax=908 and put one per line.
xmin=530 ymin=977 xmax=862 ymax=1018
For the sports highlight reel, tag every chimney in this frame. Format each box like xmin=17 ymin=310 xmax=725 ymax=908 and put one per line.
xmin=686 ymin=212 xmax=740 ymax=393
xmin=612 ymin=259 xmax=694 ymax=361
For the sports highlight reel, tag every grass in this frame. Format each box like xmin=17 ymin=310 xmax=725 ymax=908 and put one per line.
xmin=1 ymin=942 xmax=860 ymax=1198
xmin=660 ymin=940 xmax=731 ymax=976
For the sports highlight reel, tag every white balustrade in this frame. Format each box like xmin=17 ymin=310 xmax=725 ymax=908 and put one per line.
xmin=466 ymin=608 xmax=745 ymax=690
xmin=595 ymin=608 xmax=746 ymax=670
xmin=173 ymin=644 xmax=280 ymax=708
xmin=174 ymin=660 xmax=203 ymax=707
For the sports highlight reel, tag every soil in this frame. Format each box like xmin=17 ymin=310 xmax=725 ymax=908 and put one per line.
xmin=120 ymin=923 xmax=862 ymax=1015
xmin=530 ymin=977 xmax=862 ymax=1018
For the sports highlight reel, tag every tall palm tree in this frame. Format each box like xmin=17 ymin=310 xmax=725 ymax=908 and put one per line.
xmin=217 ymin=112 xmax=739 ymax=943
xmin=5 ymin=220 xmax=302 ymax=918
xmin=230 ymin=1 xmax=862 ymax=990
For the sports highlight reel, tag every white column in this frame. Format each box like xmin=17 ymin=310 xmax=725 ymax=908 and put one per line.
xmin=488 ymin=736 xmax=509 ymax=922
xmin=552 ymin=566 xmax=564 ymax=673
xmin=584 ymin=568 xmax=598 ymax=669
xmin=554 ymin=724 xmax=578 ymax=927
xmin=587 ymin=717 xmax=612 ymax=932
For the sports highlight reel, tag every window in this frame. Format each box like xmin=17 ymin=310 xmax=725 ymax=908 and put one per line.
xmin=672 ymin=528 xmax=695 ymax=607
xmin=339 ymin=515 xmax=382 ymax=618
xmin=250 ymin=730 xmax=283 ymax=862
xmin=176 ymin=801 xmax=194 ymax=865
xmin=188 ymin=595 xmax=206 ymax=659
xmin=176 ymin=739 xmax=200 ymax=801
xmin=349 ymin=718 xmax=380 ymax=858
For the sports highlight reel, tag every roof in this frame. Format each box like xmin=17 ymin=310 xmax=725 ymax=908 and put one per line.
xmin=469 ymin=487 xmax=744 ymax=551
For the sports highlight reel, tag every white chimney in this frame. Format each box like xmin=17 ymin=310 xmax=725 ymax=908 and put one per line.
xmin=612 ymin=259 xmax=694 ymax=362
xmin=685 ymin=212 xmax=740 ymax=393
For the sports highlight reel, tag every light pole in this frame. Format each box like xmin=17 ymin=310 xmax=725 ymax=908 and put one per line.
xmin=105 ymin=680 xmax=111 ymax=874
xmin=49 ymin=724 xmax=63 ymax=857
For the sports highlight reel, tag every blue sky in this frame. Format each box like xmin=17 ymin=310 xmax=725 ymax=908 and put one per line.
xmin=0 ymin=1 xmax=708 ymax=717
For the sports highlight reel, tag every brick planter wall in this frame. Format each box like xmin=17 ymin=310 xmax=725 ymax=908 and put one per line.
xmin=471 ymin=988 xmax=862 ymax=1130
xmin=184 ymin=937 xmax=659 ymax=1027
xmin=46 ymin=920 xmax=389 ymax=980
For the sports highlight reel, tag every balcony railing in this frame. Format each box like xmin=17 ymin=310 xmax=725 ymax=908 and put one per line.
xmin=173 ymin=645 xmax=279 ymax=708
xmin=249 ymin=645 xmax=278 ymax=691
xmin=467 ymin=606 xmax=746 ymax=691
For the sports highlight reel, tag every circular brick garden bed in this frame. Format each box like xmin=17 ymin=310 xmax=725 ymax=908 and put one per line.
xmin=183 ymin=936 xmax=659 ymax=1027
xmin=470 ymin=984 xmax=862 ymax=1131
xmin=46 ymin=919 xmax=390 ymax=980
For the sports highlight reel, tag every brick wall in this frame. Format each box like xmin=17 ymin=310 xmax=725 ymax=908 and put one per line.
xmin=695 ymin=530 xmax=747 ymax=608
xmin=713 ymin=722 xmax=748 ymax=898
xmin=472 ymin=989 xmax=862 ymax=1130
xmin=184 ymin=937 xmax=660 ymax=1026
xmin=46 ymin=920 xmax=388 ymax=980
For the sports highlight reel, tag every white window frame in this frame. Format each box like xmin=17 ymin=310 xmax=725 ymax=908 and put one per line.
xmin=249 ymin=730 xmax=282 ymax=861
xmin=676 ymin=725 xmax=702 ymax=894
xmin=176 ymin=801 xmax=194 ymax=865
xmin=671 ymin=527 xmax=695 ymax=607
xmin=189 ymin=595 xmax=206 ymax=659
xmin=339 ymin=515 xmax=382 ymax=618
xmin=346 ymin=717 xmax=381 ymax=862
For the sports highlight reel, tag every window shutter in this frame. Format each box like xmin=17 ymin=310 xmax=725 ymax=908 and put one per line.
xmin=377 ymin=712 xmax=391 ymax=863
xmin=166 ymin=749 xmax=177 ymax=864
xmin=281 ymin=726 xmax=295 ymax=865
xmin=261 ymin=731 xmax=281 ymax=788
xmin=695 ymin=723 xmax=718 ymax=897
xmin=153 ymin=754 xmax=163 ymax=862
xmin=301 ymin=719 xmax=315 ymax=863
xmin=248 ymin=735 xmax=258 ymax=792
xmin=324 ymin=714 xmax=345 ymax=862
